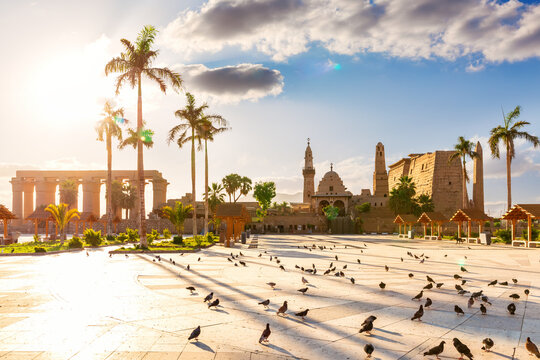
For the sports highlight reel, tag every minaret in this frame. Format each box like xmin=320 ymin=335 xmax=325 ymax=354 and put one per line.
xmin=373 ymin=142 xmax=389 ymax=197
xmin=303 ymin=138 xmax=315 ymax=204
xmin=473 ymin=141 xmax=484 ymax=212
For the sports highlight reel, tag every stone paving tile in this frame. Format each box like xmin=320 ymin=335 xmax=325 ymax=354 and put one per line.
xmin=0 ymin=352 xmax=43 ymax=359
xmin=104 ymin=351 xmax=146 ymax=360
xmin=141 ymin=352 xmax=181 ymax=360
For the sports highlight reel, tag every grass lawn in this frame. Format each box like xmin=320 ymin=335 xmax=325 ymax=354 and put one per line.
xmin=116 ymin=236 xmax=219 ymax=252
xmin=0 ymin=241 xmax=75 ymax=254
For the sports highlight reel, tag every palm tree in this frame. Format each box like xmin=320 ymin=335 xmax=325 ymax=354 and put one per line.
xmin=167 ymin=92 xmax=208 ymax=238
xmin=389 ymin=176 xmax=417 ymax=215
xmin=45 ymin=203 xmax=80 ymax=243
xmin=121 ymin=183 xmax=137 ymax=219
xmin=108 ymin=180 xmax=125 ymax=218
xmin=105 ymin=25 xmax=182 ymax=246
xmin=222 ymin=173 xmax=242 ymax=202
xmin=488 ymin=106 xmax=539 ymax=210
xmin=205 ymin=182 xmax=226 ymax=215
xmin=59 ymin=180 xmax=78 ymax=209
xmin=198 ymin=118 xmax=229 ymax=234
xmin=449 ymin=136 xmax=478 ymax=209
xmin=161 ymin=201 xmax=193 ymax=238
xmin=238 ymin=177 xmax=253 ymax=201
xmin=96 ymin=101 xmax=126 ymax=235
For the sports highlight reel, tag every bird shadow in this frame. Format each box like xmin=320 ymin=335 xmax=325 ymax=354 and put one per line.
xmin=211 ymin=308 xmax=229 ymax=314
xmin=190 ymin=293 xmax=198 ymax=296
xmin=263 ymin=343 xmax=296 ymax=356
xmin=376 ymin=328 xmax=402 ymax=337
xmin=192 ymin=341 xmax=214 ymax=353
xmin=307 ymin=284 xmax=318 ymax=288
xmin=282 ymin=316 xmax=316 ymax=328
xmin=487 ymin=351 xmax=513 ymax=359
xmin=369 ymin=333 xmax=403 ymax=345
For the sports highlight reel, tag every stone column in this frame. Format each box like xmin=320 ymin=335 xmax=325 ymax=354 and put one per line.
xmin=152 ymin=178 xmax=168 ymax=210
xmin=23 ymin=181 xmax=35 ymax=220
xmin=35 ymin=178 xmax=57 ymax=208
xmin=128 ymin=178 xmax=138 ymax=220
xmin=10 ymin=178 xmax=23 ymax=225
xmin=82 ymin=179 xmax=101 ymax=217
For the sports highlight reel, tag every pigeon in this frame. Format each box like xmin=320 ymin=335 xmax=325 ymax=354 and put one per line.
xmin=295 ymin=309 xmax=309 ymax=320
xmin=507 ymin=303 xmax=516 ymax=315
xmin=277 ymin=301 xmax=288 ymax=316
xmin=481 ymin=296 xmax=492 ymax=305
xmin=343 ymin=264 xmax=347 ymax=269
xmin=409 ymin=273 xmax=414 ymax=278
xmin=455 ymin=284 xmax=464 ymax=292
xmin=258 ymin=299 xmax=270 ymax=308
xmin=153 ymin=259 xmax=156 ymax=262
xmin=471 ymin=291 xmax=483 ymax=299
xmin=385 ymin=265 xmax=389 ymax=272
xmin=500 ymin=281 xmax=508 ymax=286
xmin=424 ymin=283 xmax=433 ymax=290
xmin=208 ymin=299 xmax=219 ymax=309
xmin=454 ymin=305 xmax=465 ymax=315
xmin=324 ymin=269 xmax=331 ymax=275
xmin=458 ymin=290 xmax=469 ymax=296
xmin=335 ymin=255 xmax=338 ymax=261
xmin=427 ymin=275 xmax=435 ymax=283
xmin=359 ymin=319 xmax=374 ymax=334
xmin=379 ymin=282 xmax=386 ymax=289
xmin=258 ymin=253 xmax=262 ymax=257
xmin=125 ymin=254 xmax=128 ymax=258
xmin=468 ymin=297 xmax=474 ymax=308
xmin=488 ymin=280 xmax=497 ymax=286
xmin=461 ymin=266 xmax=468 ymax=272
xmin=420 ymin=258 xmax=425 ymax=264
xmin=203 ymin=292 xmax=213 ymax=302
xmin=509 ymin=293 xmax=520 ymax=300
xmin=423 ymin=340 xmax=445 ymax=359
xmin=454 ymin=274 xmax=462 ymax=280
xmin=186 ymin=286 xmax=196 ymax=294
xmin=480 ymin=304 xmax=487 ymax=315
xmin=401 ymin=257 xmax=404 ymax=262
xmin=350 ymin=277 xmax=355 ymax=284
xmin=411 ymin=305 xmax=424 ymax=321
xmin=512 ymin=278 xmax=518 ymax=284
xmin=525 ymin=289 xmax=530 ymax=296
xmin=239 ymin=251 xmax=244 ymax=256
xmin=259 ymin=323 xmax=271 ymax=344
xmin=276 ymin=259 xmax=281 ymax=264
xmin=361 ymin=315 xmax=377 ymax=326
xmin=267 ymin=282 xmax=276 ymax=289
xmin=412 ymin=291 xmax=424 ymax=301
xmin=425 ymin=298 xmax=432 ymax=308
xmin=525 ymin=337 xmax=540 ymax=358
xmin=227 ymin=258 xmax=232 ymax=262
xmin=187 ymin=264 xmax=190 ymax=271
xmin=453 ymin=338 xmax=473 ymax=360
xmin=364 ymin=343 xmax=374 ymax=358
xmin=239 ymin=261 xmax=247 ymax=267
xmin=188 ymin=326 xmax=201 ymax=341
xmin=461 ymin=280 xmax=467 ymax=285
xmin=436 ymin=283 xmax=444 ymax=289
xmin=298 ymin=287 xmax=308 ymax=295
xmin=279 ymin=265 xmax=285 ymax=271
xmin=198 ymin=257 xmax=201 ymax=262
xmin=482 ymin=338 xmax=494 ymax=352
xmin=357 ymin=259 xmax=361 ymax=264
xmin=302 ymin=277 xmax=309 ymax=284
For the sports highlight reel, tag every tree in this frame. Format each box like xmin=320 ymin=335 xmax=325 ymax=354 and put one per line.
xmin=96 ymin=101 xmax=126 ymax=235
xmin=161 ymin=201 xmax=193 ymax=237
xmin=59 ymin=180 xmax=78 ymax=209
xmin=354 ymin=203 xmax=371 ymax=233
xmin=198 ymin=116 xmax=228 ymax=235
xmin=121 ymin=183 xmax=137 ymax=219
xmin=107 ymin=180 xmax=124 ymax=217
xmin=168 ymin=93 xmax=209 ymax=238
xmin=222 ymin=174 xmax=242 ymax=202
xmin=415 ymin=194 xmax=434 ymax=216
xmin=389 ymin=176 xmax=417 ymax=215
xmin=322 ymin=205 xmax=339 ymax=233
xmin=488 ymin=105 xmax=539 ymax=210
xmin=449 ymin=136 xmax=478 ymax=209
xmin=205 ymin=182 xmax=226 ymax=214
xmin=105 ymin=25 xmax=182 ymax=247
xmin=253 ymin=182 xmax=276 ymax=219
xmin=45 ymin=203 xmax=80 ymax=243
xmin=239 ymin=176 xmax=253 ymax=201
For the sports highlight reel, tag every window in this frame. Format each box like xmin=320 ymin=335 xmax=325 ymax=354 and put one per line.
xmin=449 ymin=181 xmax=452 ymax=185
xmin=384 ymin=194 xmax=387 ymax=197
xmin=329 ymin=186 xmax=334 ymax=191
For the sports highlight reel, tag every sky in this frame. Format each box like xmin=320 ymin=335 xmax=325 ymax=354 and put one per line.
xmin=1 ymin=0 xmax=540 ymax=218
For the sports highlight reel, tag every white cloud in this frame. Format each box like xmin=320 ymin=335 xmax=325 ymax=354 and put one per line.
xmin=176 ymin=63 xmax=284 ymax=103
xmin=161 ymin=0 xmax=540 ymax=66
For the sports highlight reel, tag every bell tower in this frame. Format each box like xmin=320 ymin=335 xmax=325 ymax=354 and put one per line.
xmin=373 ymin=142 xmax=389 ymax=197
xmin=303 ymin=138 xmax=315 ymax=204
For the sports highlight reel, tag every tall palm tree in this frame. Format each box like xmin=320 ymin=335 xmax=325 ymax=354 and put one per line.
xmin=59 ymin=180 xmax=78 ymax=209
xmin=205 ymin=182 xmax=226 ymax=215
xmin=45 ymin=203 xmax=80 ymax=243
xmin=167 ymin=92 xmax=208 ymax=238
xmin=449 ymin=136 xmax=478 ymax=209
xmin=105 ymin=25 xmax=182 ymax=246
xmin=222 ymin=173 xmax=242 ymax=202
xmin=161 ymin=201 xmax=193 ymax=237
xmin=198 ymin=118 xmax=229 ymax=234
xmin=96 ymin=101 xmax=126 ymax=235
xmin=489 ymin=106 xmax=539 ymax=210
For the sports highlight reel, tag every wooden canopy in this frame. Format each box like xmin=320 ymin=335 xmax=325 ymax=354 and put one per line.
xmin=0 ymin=204 xmax=16 ymax=239
xmin=417 ymin=212 xmax=447 ymax=239
xmin=450 ymin=208 xmax=491 ymax=240
xmin=393 ymin=214 xmax=418 ymax=224
xmin=502 ymin=204 xmax=540 ymax=247
xmin=26 ymin=208 xmax=53 ymax=238
xmin=215 ymin=203 xmax=250 ymax=247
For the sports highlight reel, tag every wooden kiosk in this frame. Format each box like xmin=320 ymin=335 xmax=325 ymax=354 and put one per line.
xmin=502 ymin=204 xmax=540 ymax=247
xmin=394 ymin=214 xmax=418 ymax=238
xmin=26 ymin=208 xmax=54 ymax=240
xmin=0 ymin=205 xmax=17 ymax=244
xmin=417 ymin=212 xmax=447 ymax=240
xmin=215 ymin=203 xmax=250 ymax=247
xmin=450 ymin=209 xmax=491 ymax=244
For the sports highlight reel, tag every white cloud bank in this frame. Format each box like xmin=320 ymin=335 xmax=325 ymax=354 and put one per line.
xmin=161 ymin=0 xmax=540 ymax=65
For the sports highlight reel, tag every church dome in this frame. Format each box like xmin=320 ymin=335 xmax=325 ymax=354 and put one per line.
xmin=315 ymin=167 xmax=352 ymax=196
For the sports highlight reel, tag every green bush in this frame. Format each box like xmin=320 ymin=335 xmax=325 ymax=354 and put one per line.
xmin=151 ymin=229 xmax=160 ymax=238
xmin=194 ymin=235 xmax=204 ymax=248
xmin=84 ymin=229 xmax=103 ymax=247
xmin=206 ymin=232 xmax=214 ymax=242
xmin=146 ymin=233 xmax=156 ymax=245
xmin=106 ymin=234 xmax=116 ymax=241
xmin=68 ymin=236 xmax=84 ymax=249
xmin=117 ymin=233 xmax=128 ymax=242
xmin=34 ymin=247 xmax=47 ymax=253
xmin=126 ymin=228 xmax=139 ymax=242
xmin=163 ymin=228 xmax=172 ymax=239
xmin=494 ymin=220 xmax=501 ymax=228
xmin=172 ymin=235 xmax=183 ymax=245
xmin=494 ymin=229 xmax=512 ymax=244
xmin=523 ymin=227 xmax=539 ymax=241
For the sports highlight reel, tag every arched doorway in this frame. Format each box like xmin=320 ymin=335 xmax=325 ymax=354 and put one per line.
xmin=319 ymin=200 xmax=329 ymax=215
xmin=334 ymin=200 xmax=346 ymax=216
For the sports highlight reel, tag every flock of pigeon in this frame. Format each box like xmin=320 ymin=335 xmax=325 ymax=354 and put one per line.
xmin=143 ymin=240 xmax=539 ymax=359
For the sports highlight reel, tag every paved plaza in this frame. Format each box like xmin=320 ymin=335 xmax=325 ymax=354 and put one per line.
xmin=0 ymin=235 xmax=539 ymax=359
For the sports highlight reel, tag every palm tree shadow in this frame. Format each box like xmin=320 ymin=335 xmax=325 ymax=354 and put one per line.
xmin=193 ymin=341 xmax=214 ymax=353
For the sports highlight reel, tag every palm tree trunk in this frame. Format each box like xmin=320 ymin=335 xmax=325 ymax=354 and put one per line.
xmin=137 ymin=76 xmax=147 ymax=247
xmin=506 ymin=149 xmax=512 ymax=210
xmin=204 ymin=139 xmax=209 ymax=235
xmin=106 ymin=132 xmax=113 ymax=235
xmin=191 ymin=128 xmax=197 ymax=238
